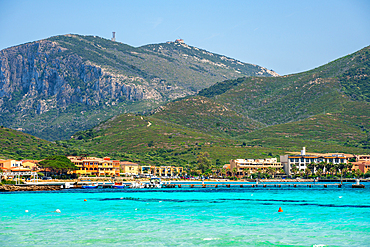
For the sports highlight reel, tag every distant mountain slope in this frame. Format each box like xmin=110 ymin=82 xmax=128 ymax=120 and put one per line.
xmin=240 ymin=101 xmax=370 ymax=151
xmin=199 ymin=45 xmax=370 ymax=126
xmin=146 ymin=45 xmax=370 ymax=152
xmin=0 ymin=126 xmax=74 ymax=160
xmin=0 ymin=34 xmax=276 ymax=141
xmin=63 ymin=111 xmax=367 ymax=168
xmin=67 ymin=114 xmax=253 ymax=166
xmin=151 ymin=96 xmax=265 ymax=137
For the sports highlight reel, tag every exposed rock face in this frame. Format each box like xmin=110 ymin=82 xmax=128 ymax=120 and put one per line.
xmin=0 ymin=34 xmax=278 ymax=140
xmin=0 ymin=40 xmax=154 ymax=116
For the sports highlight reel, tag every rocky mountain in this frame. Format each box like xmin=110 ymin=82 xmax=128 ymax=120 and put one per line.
xmin=0 ymin=34 xmax=277 ymax=140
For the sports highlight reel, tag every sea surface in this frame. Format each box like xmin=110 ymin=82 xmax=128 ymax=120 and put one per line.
xmin=1 ymin=182 xmax=370 ymax=246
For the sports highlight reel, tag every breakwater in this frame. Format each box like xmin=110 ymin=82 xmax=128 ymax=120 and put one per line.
xmin=0 ymin=184 xmax=62 ymax=192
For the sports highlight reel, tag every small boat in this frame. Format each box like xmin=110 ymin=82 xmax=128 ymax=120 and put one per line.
xmin=112 ymin=182 xmax=127 ymax=189
xmin=149 ymin=177 xmax=163 ymax=188
xmin=81 ymin=183 xmax=98 ymax=189
xmin=112 ymin=185 xmax=127 ymax=189
xmin=130 ymin=181 xmax=144 ymax=188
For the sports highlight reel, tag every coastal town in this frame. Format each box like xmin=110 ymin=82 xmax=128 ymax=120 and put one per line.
xmin=1 ymin=148 xmax=370 ymax=186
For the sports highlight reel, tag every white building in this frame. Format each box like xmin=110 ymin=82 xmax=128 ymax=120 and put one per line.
xmin=280 ymin=147 xmax=353 ymax=175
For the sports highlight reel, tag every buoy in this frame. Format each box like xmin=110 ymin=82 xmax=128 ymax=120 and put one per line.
xmin=278 ymin=207 xmax=283 ymax=212
xmin=25 ymin=210 xmax=29 ymax=213
xmin=55 ymin=209 xmax=61 ymax=213
xmin=84 ymin=199 xmax=87 ymax=201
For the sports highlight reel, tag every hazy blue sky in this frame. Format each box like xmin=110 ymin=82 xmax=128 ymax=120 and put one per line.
xmin=1 ymin=0 xmax=369 ymax=75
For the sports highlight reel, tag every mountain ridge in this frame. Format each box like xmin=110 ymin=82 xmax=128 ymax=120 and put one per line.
xmin=0 ymin=34 xmax=276 ymax=140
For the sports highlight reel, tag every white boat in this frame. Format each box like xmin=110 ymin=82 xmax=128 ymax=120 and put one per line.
xmin=130 ymin=181 xmax=144 ymax=188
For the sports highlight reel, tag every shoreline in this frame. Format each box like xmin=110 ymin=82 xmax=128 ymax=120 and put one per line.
xmin=1 ymin=178 xmax=368 ymax=192
xmin=0 ymin=184 xmax=62 ymax=192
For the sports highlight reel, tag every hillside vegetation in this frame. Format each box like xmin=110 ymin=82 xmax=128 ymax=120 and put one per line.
xmin=1 ymin=39 xmax=370 ymax=164
xmin=147 ymin=45 xmax=370 ymax=153
xmin=65 ymin=114 xmax=282 ymax=167
xmin=199 ymin=45 xmax=370 ymax=126
xmin=152 ymin=96 xmax=264 ymax=137
xmin=0 ymin=34 xmax=276 ymax=140
xmin=0 ymin=127 xmax=75 ymax=160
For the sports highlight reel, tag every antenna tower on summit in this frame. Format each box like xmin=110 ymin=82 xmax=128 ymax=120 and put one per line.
xmin=111 ymin=32 xmax=116 ymax=42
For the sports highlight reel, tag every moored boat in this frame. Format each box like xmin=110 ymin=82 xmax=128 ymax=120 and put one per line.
xmin=81 ymin=183 xmax=98 ymax=189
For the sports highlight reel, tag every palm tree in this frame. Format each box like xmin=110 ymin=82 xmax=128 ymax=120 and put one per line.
xmin=325 ymin=162 xmax=334 ymax=177
xmin=298 ymin=169 xmax=304 ymax=178
xmin=355 ymin=169 xmax=363 ymax=179
xmin=342 ymin=167 xmax=349 ymax=178
xmin=271 ymin=167 xmax=277 ymax=178
xmin=304 ymin=168 xmax=311 ymax=178
xmin=256 ymin=168 xmax=263 ymax=179
xmin=338 ymin=163 xmax=346 ymax=176
xmin=329 ymin=167 xmax=336 ymax=177
xmin=232 ymin=168 xmax=237 ymax=179
xmin=346 ymin=162 xmax=353 ymax=172
xmin=266 ymin=167 xmax=274 ymax=179
xmin=316 ymin=168 xmax=323 ymax=178
xmin=244 ymin=168 xmax=251 ymax=179
xmin=317 ymin=162 xmax=326 ymax=175
xmin=333 ymin=163 xmax=339 ymax=176
xmin=291 ymin=165 xmax=298 ymax=178
xmin=307 ymin=162 xmax=316 ymax=174
xmin=279 ymin=168 xmax=285 ymax=176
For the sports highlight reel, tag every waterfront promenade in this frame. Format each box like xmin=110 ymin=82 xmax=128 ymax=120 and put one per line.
xmin=1 ymin=178 xmax=367 ymax=191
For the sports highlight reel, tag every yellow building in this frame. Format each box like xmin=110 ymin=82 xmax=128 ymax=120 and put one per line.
xmin=230 ymin=158 xmax=283 ymax=178
xmin=22 ymin=160 xmax=40 ymax=171
xmin=139 ymin=165 xmax=184 ymax=177
xmin=120 ymin=161 xmax=139 ymax=175
xmin=67 ymin=156 xmax=117 ymax=177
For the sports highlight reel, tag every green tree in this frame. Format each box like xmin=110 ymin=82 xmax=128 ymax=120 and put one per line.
xmin=266 ymin=167 xmax=275 ymax=178
xmin=304 ymin=168 xmax=311 ymax=178
xmin=197 ymin=152 xmax=211 ymax=174
xmin=316 ymin=168 xmax=323 ymax=178
xmin=291 ymin=165 xmax=298 ymax=178
xmin=38 ymin=155 xmax=77 ymax=176
xmin=307 ymin=162 xmax=316 ymax=174
xmin=232 ymin=167 xmax=238 ymax=179
xmin=354 ymin=169 xmax=363 ymax=178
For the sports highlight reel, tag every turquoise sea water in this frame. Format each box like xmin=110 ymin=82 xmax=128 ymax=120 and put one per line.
xmin=1 ymin=182 xmax=370 ymax=246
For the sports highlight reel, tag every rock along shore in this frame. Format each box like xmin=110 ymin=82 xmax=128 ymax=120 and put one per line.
xmin=0 ymin=184 xmax=62 ymax=192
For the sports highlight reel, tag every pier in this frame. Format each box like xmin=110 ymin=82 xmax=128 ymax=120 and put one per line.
xmin=167 ymin=183 xmax=347 ymax=188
